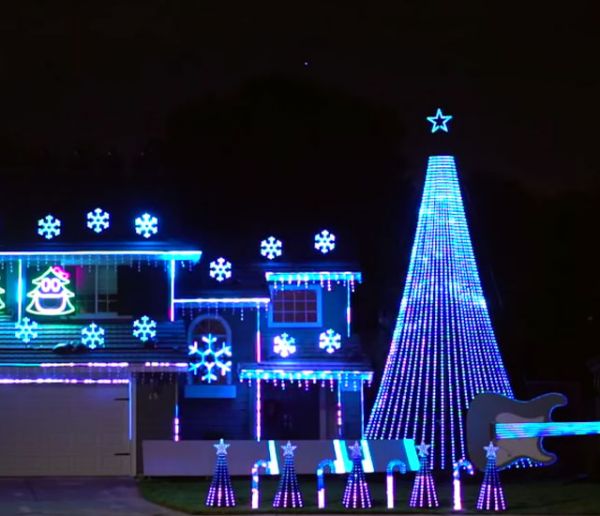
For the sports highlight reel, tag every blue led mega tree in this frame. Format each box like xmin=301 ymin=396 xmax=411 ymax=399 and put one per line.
xmin=366 ymin=110 xmax=516 ymax=469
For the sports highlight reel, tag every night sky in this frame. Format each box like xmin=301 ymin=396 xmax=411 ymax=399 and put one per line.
xmin=1 ymin=4 xmax=599 ymax=402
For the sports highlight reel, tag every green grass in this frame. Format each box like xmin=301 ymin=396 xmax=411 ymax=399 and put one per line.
xmin=139 ymin=474 xmax=600 ymax=514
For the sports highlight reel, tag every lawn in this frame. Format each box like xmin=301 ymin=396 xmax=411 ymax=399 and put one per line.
xmin=139 ymin=473 xmax=600 ymax=514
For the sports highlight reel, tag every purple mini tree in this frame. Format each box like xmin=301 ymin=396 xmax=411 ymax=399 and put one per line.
xmin=273 ymin=441 xmax=303 ymax=508
xmin=342 ymin=441 xmax=372 ymax=509
xmin=409 ymin=442 xmax=439 ymax=508
xmin=205 ymin=438 xmax=236 ymax=507
xmin=477 ymin=442 xmax=507 ymax=511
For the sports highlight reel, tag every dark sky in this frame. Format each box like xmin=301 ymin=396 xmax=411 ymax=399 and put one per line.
xmin=1 ymin=3 xmax=599 ymax=395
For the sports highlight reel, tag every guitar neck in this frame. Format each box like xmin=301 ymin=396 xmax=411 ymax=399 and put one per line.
xmin=496 ymin=421 xmax=600 ymax=439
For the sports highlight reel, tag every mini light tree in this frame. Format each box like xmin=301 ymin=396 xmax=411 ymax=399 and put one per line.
xmin=342 ymin=441 xmax=372 ymax=509
xmin=26 ymin=266 xmax=76 ymax=316
xmin=205 ymin=438 xmax=236 ymax=507
xmin=477 ymin=442 xmax=506 ymax=511
xmin=273 ymin=441 xmax=303 ymax=508
xmin=409 ymin=442 xmax=439 ymax=508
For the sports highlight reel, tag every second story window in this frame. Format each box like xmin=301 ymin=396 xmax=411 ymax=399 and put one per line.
xmin=270 ymin=287 xmax=321 ymax=326
xmin=75 ymin=266 xmax=118 ymax=315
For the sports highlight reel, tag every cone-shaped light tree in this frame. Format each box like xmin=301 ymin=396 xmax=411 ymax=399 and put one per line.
xmin=409 ymin=442 xmax=439 ymax=508
xmin=273 ymin=441 xmax=304 ymax=508
xmin=477 ymin=442 xmax=507 ymax=511
xmin=342 ymin=441 xmax=372 ymax=509
xmin=366 ymin=110 xmax=518 ymax=469
xmin=205 ymin=438 xmax=236 ymax=507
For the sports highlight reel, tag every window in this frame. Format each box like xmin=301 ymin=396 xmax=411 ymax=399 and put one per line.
xmin=75 ymin=266 xmax=118 ymax=314
xmin=270 ymin=287 xmax=321 ymax=326
xmin=188 ymin=315 xmax=233 ymax=385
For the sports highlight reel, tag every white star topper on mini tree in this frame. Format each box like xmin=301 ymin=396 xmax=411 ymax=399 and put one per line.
xmin=214 ymin=438 xmax=230 ymax=455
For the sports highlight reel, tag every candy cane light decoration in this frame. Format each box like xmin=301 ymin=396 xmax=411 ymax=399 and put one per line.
xmin=386 ymin=459 xmax=407 ymax=509
xmin=251 ymin=459 xmax=270 ymax=509
xmin=316 ymin=459 xmax=336 ymax=509
xmin=453 ymin=458 xmax=475 ymax=511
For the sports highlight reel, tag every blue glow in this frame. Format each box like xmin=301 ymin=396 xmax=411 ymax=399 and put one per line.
xmin=496 ymin=421 xmax=600 ymax=439
xmin=17 ymin=259 xmax=23 ymax=321
xmin=267 ymin=440 xmax=280 ymax=475
xmin=188 ymin=334 xmax=232 ymax=383
xmin=240 ymin=369 xmax=373 ymax=383
xmin=209 ymin=257 xmax=232 ymax=282
xmin=81 ymin=323 xmax=105 ymax=349
xmin=169 ymin=260 xmax=176 ymax=322
xmin=265 ymin=271 xmax=361 ymax=284
xmin=37 ymin=214 xmax=61 ymax=240
xmin=15 ymin=317 xmax=39 ymax=343
xmin=426 ymin=108 xmax=453 ymax=133
xmin=333 ymin=439 xmax=351 ymax=473
xmin=319 ymin=329 xmax=342 ymax=354
xmin=86 ymin=208 xmax=110 ymax=233
xmin=260 ymin=236 xmax=283 ymax=260
xmin=135 ymin=212 xmax=158 ymax=238
xmin=132 ymin=315 xmax=157 ymax=342
xmin=26 ymin=266 xmax=76 ymax=316
xmin=273 ymin=333 xmax=296 ymax=358
xmin=0 ymin=283 xmax=4 ymax=311
xmin=314 ymin=229 xmax=336 ymax=254
xmin=366 ymin=156 xmax=516 ymax=469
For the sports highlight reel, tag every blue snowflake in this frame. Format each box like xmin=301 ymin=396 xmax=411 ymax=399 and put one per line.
xmin=314 ymin=229 xmax=336 ymax=254
xmin=260 ymin=236 xmax=283 ymax=260
xmin=209 ymin=258 xmax=232 ymax=282
xmin=319 ymin=329 xmax=342 ymax=354
xmin=273 ymin=333 xmax=296 ymax=358
xmin=132 ymin=315 xmax=157 ymax=342
xmin=37 ymin=214 xmax=61 ymax=240
xmin=87 ymin=208 xmax=110 ymax=233
xmin=188 ymin=334 xmax=232 ymax=383
xmin=81 ymin=323 xmax=105 ymax=350
xmin=135 ymin=213 xmax=158 ymax=238
xmin=15 ymin=317 xmax=39 ymax=344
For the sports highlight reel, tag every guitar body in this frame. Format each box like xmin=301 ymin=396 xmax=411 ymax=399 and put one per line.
xmin=466 ymin=392 xmax=567 ymax=470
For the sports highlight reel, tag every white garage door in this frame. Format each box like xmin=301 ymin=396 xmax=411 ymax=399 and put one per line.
xmin=0 ymin=384 xmax=131 ymax=476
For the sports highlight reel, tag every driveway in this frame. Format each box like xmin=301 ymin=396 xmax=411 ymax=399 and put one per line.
xmin=0 ymin=477 xmax=186 ymax=516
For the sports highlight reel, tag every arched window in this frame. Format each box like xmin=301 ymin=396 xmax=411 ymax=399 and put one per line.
xmin=188 ymin=314 xmax=233 ymax=384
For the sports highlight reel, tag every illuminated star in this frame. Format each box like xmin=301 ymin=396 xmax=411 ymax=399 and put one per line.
xmin=426 ymin=108 xmax=453 ymax=133
xmin=484 ymin=441 xmax=499 ymax=459
xmin=214 ymin=438 xmax=230 ymax=455
xmin=416 ymin=442 xmax=431 ymax=457
xmin=348 ymin=441 xmax=363 ymax=459
xmin=281 ymin=441 xmax=297 ymax=457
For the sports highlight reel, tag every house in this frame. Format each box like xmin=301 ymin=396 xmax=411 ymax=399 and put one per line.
xmin=0 ymin=212 xmax=372 ymax=475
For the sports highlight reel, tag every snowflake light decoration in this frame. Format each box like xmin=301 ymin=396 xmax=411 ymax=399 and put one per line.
xmin=273 ymin=333 xmax=297 ymax=358
xmin=319 ymin=329 xmax=341 ymax=354
xmin=132 ymin=315 xmax=157 ymax=342
xmin=37 ymin=214 xmax=61 ymax=240
xmin=209 ymin=258 xmax=232 ymax=282
xmin=86 ymin=208 xmax=110 ymax=233
xmin=15 ymin=317 xmax=39 ymax=344
xmin=188 ymin=334 xmax=232 ymax=383
xmin=314 ymin=229 xmax=336 ymax=254
xmin=260 ymin=236 xmax=283 ymax=260
xmin=135 ymin=212 xmax=158 ymax=238
xmin=81 ymin=323 xmax=105 ymax=350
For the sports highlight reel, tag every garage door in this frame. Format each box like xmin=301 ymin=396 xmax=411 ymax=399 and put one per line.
xmin=0 ymin=384 xmax=131 ymax=476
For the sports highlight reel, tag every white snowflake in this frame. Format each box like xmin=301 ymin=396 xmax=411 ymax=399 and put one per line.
xmin=132 ymin=315 xmax=157 ymax=342
xmin=81 ymin=323 xmax=105 ymax=350
xmin=135 ymin=213 xmax=158 ymax=238
xmin=188 ymin=334 xmax=232 ymax=383
xmin=86 ymin=208 xmax=110 ymax=233
xmin=37 ymin=214 xmax=61 ymax=240
xmin=273 ymin=333 xmax=297 ymax=358
xmin=209 ymin=258 xmax=232 ymax=282
xmin=314 ymin=229 xmax=336 ymax=254
xmin=15 ymin=317 xmax=39 ymax=344
xmin=260 ymin=236 xmax=283 ymax=260
xmin=319 ymin=329 xmax=342 ymax=354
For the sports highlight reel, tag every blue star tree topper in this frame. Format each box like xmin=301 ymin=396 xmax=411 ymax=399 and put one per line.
xmin=426 ymin=108 xmax=453 ymax=133
xmin=214 ymin=438 xmax=230 ymax=456
xmin=484 ymin=441 xmax=499 ymax=459
xmin=282 ymin=441 xmax=297 ymax=457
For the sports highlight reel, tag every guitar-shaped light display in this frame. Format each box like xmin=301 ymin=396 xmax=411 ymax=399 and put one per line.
xmin=466 ymin=392 xmax=600 ymax=471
